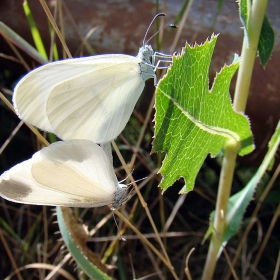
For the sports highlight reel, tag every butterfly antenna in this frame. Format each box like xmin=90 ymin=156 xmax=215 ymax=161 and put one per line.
xmin=143 ymin=13 xmax=166 ymax=46
xmin=145 ymin=23 xmax=178 ymax=45
xmin=127 ymin=176 xmax=148 ymax=187
xmin=112 ymin=211 xmax=126 ymax=241
xmin=119 ymin=168 xmax=135 ymax=183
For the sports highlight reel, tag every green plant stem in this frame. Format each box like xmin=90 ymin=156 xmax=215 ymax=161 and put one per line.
xmin=202 ymin=139 xmax=239 ymax=280
xmin=202 ymin=0 xmax=268 ymax=278
xmin=233 ymin=0 xmax=268 ymax=112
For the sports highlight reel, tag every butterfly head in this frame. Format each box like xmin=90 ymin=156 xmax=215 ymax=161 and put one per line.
xmin=111 ymin=183 xmax=133 ymax=209
xmin=137 ymin=45 xmax=154 ymax=64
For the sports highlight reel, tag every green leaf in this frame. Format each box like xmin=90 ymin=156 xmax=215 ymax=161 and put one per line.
xmin=23 ymin=0 xmax=48 ymax=60
xmin=0 ymin=216 xmax=26 ymax=245
xmin=56 ymin=207 xmax=112 ymax=280
xmin=238 ymin=0 xmax=275 ymax=67
xmin=238 ymin=0 xmax=251 ymax=44
xmin=152 ymin=34 xmax=254 ymax=192
xmin=258 ymin=14 xmax=275 ymax=67
xmin=208 ymin=120 xmax=280 ymax=249
xmin=0 ymin=22 xmax=48 ymax=64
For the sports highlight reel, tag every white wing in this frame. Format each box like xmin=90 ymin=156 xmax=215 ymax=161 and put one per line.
xmin=13 ymin=55 xmax=149 ymax=143
xmin=0 ymin=140 xmax=124 ymax=207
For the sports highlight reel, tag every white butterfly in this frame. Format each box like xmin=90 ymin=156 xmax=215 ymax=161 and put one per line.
xmin=13 ymin=14 xmax=171 ymax=143
xmin=0 ymin=140 xmax=129 ymax=209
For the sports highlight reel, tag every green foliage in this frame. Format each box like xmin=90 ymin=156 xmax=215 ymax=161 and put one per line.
xmin=238 ymin=0 xmax=275 ymax=67
xmin=238 ymin=0 xmax=250 ymax=42
xmin=258 ymin=15 xmax=275 ymax=67
xmin=23 ymin=0 xmax=48 ymax=60
xmin=153 ymin=35 xmax=254 ymax=192
xmin=56 ymin=207 xmax=112 ymax=280
xmin=208 ymin=120 xmax=280 ymax=248
xmin=0 ymin=22 xmax=48 ymax=64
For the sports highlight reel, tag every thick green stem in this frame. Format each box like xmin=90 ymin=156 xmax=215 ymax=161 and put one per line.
xmin=202 ymin=0 xmax=268 ymax=278
xmin=234 ymin=0 xmax=268 ymax=112
xmin=202 ymin=139 xmax=239 ymax=280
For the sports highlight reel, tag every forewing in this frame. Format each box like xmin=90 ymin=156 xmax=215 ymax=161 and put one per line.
xmin=31 ymin=140 xmax=119 ymax=207
xmin=13 ymin=55 xmax=145 ymax=143
xmin=0 ymin=159 xmax=89 ymax=206
xmin=0 ymin=140 xmax=120 ymax=207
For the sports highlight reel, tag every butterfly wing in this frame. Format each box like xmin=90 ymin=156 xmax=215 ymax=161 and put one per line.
xmin=0 ymin=159 xmax=88 ymax=206
xmin=0 ymin=140 xmax=120 ymax=207
xmin=13 ymin=55 xmax=148 ymax=143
